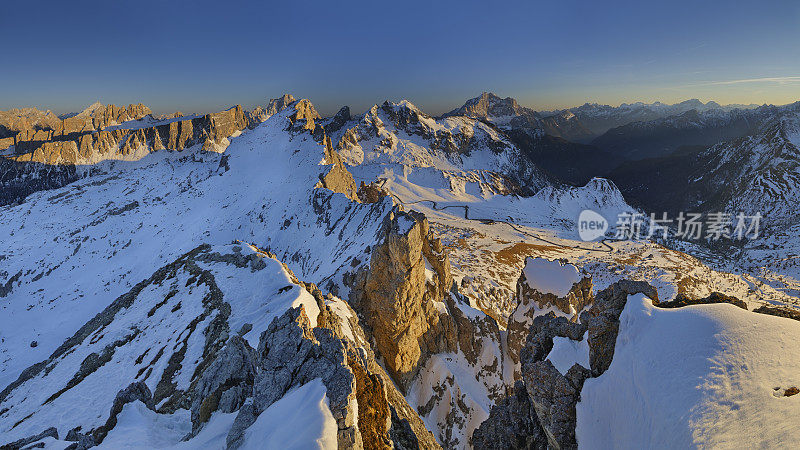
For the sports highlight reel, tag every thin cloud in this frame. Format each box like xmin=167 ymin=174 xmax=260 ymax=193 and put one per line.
xmin=690 ymin=76 xmax=800 ymax=86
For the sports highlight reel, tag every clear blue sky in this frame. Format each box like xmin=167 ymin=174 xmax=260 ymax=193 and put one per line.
xmin=1 ymin=0 xmax=798 ymax=116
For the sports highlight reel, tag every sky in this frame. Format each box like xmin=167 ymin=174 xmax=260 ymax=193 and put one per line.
xmin=1 ymin=0 xmax=799 ymax=116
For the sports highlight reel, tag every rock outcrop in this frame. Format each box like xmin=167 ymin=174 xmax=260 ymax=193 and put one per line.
xmin=224 ymin=301 xmax=441 ymax=450
xmin=471 ymin=380 xmax=547 ymax=449
xmin=753 ymin=304 xmax=800 ymax=321
xmin=225 ymin=306 xmax=361 ymax=448
xmin=579 ymin=280 xmax=658 ymax=376
xmin=445 ymin=92 xmax=527 ymax=119
xmin=190 ymin=335 xmax=256 ymax=433
xmin=248 ymin=94 xmax=297 ymax=127
xmin=325 ymin=106 xmax=351 ymax=133
xmin=0 ymin=103 xmax=257 ymax=205
xmin=346 ymin=206 xmax=516 ymax=447
xmin=506 ymin=258 xmax=592 ymax=372
xmin=6 ymin=104 xmax=248 ymax=166
xmin=92 ymin=382 xmax=155 ymax=445
xmin=476 ymin=273 xmax=659 ymax=450
xmin=274 ymin=98 xmax=360 ymax=201
xmin=0 ymin=427 xmax=59 ymax=450
xmin=350 ymin=208 xmax=457 ymax=390
xmin=655 ymin=291 xmax=747 ymax=310
xmin=265 ymin=94 xmax=296 ymax=117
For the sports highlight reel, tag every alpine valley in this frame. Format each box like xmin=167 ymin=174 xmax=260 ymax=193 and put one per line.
xmin=1 ymin=92 xmax=799 ymax=450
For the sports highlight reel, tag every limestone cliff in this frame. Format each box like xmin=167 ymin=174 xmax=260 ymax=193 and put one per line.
xmin=350 ymin=209 xmax=457 ymax=390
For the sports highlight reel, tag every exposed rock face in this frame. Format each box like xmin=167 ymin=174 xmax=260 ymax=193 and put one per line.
xmin=202 ymin=105 xmax=249 ymax=151
xmin=655 ymin=291 xmax=747 ymax=310
xmin=274 ymin=98 xmax=360 ymax=202
xmin=335 ymin=100 xmax=516 ymax=167
xmin=0 ymin=158 xmax=82 ymax=206
xmin=318 ymin=136 xmax=359 ymax=201
xmin=265 ymin=94 xmax=296 ymax=117
xmin=476 ymin=278 xmax=659 ymax=450
xmin=92 ymin=381 xmax=154 ymax=444
xmin=0 ymin=104 xmax=256 ymax=205
xmin=521 ymin=359 xmax=586 ymax=450
xmin=0 ymin=136 xmax=14 ymax=151
xmin=226 ymin=305 xmax=361 ymax=449
xmin=507 ymin=258 xmax=592 ymax=371
xmin=345 ymin=206 xmax=514 ymax=447
xmin=344 ymin=204 xmax=522 ymax=446
xmin=351 ymin=209 xmax=456 ymax=390
xmin=6 ymin=104 xmax=248 ymax=165
xmin=753 ymin=304 xmax=800 ymax=321
xmin=225 ymin=303 xmax=440 ymax=450
xmin=356 ymin=180 xmax=389 ymax=203
xmin=471 ymin=381 xmax=547 ymax=449
xmin=190 ymin=335 xmax=256 ymax=432
xmin=579 ymin=280 xmax=658 ymax=376
xmin=247 ymin=95 xmax=297 ymax=126
xmin=0 ymin=108 xmax=61 ymax=141
xmin=325 ymin=106 xmax=351 ymax=133
xmin=0 ymin=427 xmax=59 ymax=450
xmin=0 ymin=103 xmax=150 ymax=148
xmin=349 ymin=355 xmax=392 ymax=449
xmin=510 ymin=311 xmax=589 ymax=449
xmin=446 ymin=92 xmax=527 ymax=119
xmin=384 ymin=101 xmax=511 ymax=155
xmin=475 ymin=310 xmax=589 ymax=450
xmin=523 ymin=313 xmax=587 ymax=367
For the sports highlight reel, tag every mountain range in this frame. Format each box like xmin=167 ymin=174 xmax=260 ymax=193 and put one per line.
xmin=1 ymin=92 xmax=799 ymax=449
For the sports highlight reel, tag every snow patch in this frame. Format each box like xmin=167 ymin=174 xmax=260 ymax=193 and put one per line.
xmin=522 ymin=257 xmax=580 ymax=297
xmin=546 ymin=332 xmax=589 ymax=375
xmin=242 ymin=379 xmax=338 ymax=449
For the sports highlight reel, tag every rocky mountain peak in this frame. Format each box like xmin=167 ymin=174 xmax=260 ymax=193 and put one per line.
xmin=266 ymin=94 xmax=296 ymax=116
xmin=76 ymin=101 xmax=105 ymax=117
xmin=447 ymin=92 xmax=527 ymax=118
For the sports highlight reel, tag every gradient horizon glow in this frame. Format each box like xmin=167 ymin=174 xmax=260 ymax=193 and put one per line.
xmin=1 ymin=0 xmax=798 ymax=116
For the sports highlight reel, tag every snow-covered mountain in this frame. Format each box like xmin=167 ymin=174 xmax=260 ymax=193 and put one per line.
xmin=552 ymin=98 xmax=760 ymax=137
xmin=689 ymin=104 xmax=800 ymax=224
xmin=445 ymin=92 xmax=595 ymax=143
xmin=0 ymin=96 xmax=303 ymax=207
xmin=332 ymin=99 xmax=552 ymax=195
xmin=442 ymin=93 xmax=622 ymax=184
xmin=608 ymin=102 xmax=800 ymax=223
xmin=1 ymin=95 xmax=799 ymax=450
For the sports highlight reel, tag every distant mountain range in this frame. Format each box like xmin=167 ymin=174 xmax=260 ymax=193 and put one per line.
xmin=609 ymin=101 xmax=800 ymax=225
xmin=544 ymin=98 xmax=760 ymax=136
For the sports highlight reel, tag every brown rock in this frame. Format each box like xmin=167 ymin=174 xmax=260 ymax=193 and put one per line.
xmin=351 ymin=209 xmax=456 ymax=390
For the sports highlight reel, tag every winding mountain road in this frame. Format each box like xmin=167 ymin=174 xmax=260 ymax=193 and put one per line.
xmin=371 ymin=177 xmax=617 ymax=253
